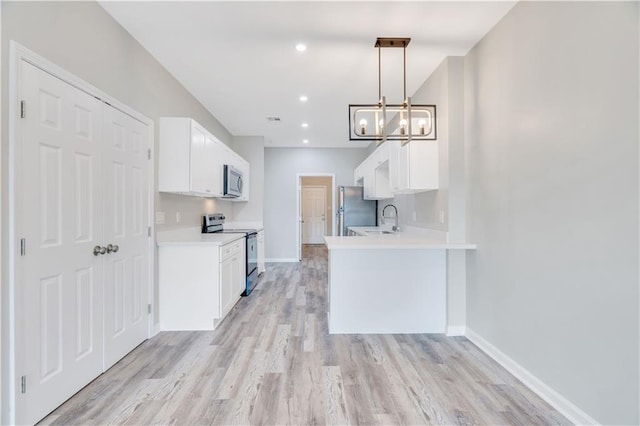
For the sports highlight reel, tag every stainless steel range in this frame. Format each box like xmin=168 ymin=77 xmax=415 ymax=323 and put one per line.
xmin=202 ymin=213 xmax=259 ymax=296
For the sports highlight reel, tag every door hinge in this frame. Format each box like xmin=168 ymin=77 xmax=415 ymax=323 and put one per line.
xmin=20 ymin=238 xmax=26 ymax=256
xmin=21 ymin=376 xmax=26 ymax=394
xmin=148 ymin=148 xmax=151 ymax=160
xmin=148 ymin=304 xmax=152 ymax=314
xmin=148 ymin=226 xmax=151 ymax=237
xmin=20 ymin=101 xmax=26 ymax=119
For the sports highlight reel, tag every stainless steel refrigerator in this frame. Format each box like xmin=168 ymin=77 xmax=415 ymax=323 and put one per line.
xmin=337 ymin=186 xmax=378 ymax=236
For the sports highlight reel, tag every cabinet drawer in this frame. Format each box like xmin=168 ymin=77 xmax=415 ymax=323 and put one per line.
xmin=220 ymin=239 xmax=243 ymax=261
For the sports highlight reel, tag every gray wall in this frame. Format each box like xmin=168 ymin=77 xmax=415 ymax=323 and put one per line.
xmin=464 ymin=2 xmax=638 ymax=424
xmin=264 ymin=148 xmax=368 ymax=260
xmin=232 ymin=136 xmax=265 ymax=223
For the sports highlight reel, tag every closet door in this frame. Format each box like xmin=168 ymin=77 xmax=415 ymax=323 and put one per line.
xmin=102 ymin=105 xmax=150 ymax=369
xmin=18 ymin=61 xmax=104 ymax=425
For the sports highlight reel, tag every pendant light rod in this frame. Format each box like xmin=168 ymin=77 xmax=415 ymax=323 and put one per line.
xmin=378 ymin=45 xmax=382 ymax=101
xmin=403 ymin=43 xmax=407 ymax=101
xmin=374 ymin=37 xmax=411 ymax=103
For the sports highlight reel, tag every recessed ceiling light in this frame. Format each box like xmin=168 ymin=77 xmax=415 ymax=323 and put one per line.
xmin=296 ymin=44 xmax=307 ymax=52
xmin=301 ymin=122 xmax=309 ymax=128
xmin=299 ymin=95 xmax=308 ymax=102
xmin=303 ymin=139 xmax=309 ymax=144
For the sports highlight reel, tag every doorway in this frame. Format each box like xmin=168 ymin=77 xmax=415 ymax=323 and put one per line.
xmin=296 ymin=174 xmax=335 ymax=260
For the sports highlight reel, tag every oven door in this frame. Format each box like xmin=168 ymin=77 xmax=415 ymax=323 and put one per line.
xmin=246 ymin=232 xmax=258 ymax=276
xmin=242 ymin=232 xmax=259 ymax=296
xmin=223 ymin=164 xmax=243 ymax=198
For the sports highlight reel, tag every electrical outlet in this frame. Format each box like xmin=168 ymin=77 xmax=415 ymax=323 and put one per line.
xmin=412 ymin=211 xmax=417 ymax=221
xmin=155 ymin=211 xmax=165 ymax=225
xmin=439 ymin=210 xmax=445 ymax=224
xmin=176 ymin=212 xmax=181 ymax=223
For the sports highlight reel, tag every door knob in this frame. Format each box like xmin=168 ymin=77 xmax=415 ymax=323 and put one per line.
xmin=93 ymin=246 xmax=106 ymax=256
xmin=106 ymin=244 xmax=119 ymax=253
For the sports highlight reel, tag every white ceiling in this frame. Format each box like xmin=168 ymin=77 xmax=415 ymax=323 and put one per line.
xmin=99 ymin=1 xmax=516 ymax=148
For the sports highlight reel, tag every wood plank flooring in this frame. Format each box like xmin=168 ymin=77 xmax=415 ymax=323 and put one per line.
xmin=40 ymin=245 xmax=569 ymax=425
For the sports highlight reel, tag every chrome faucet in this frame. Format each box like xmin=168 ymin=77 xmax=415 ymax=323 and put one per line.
xmin=381 ymin=204 xmax=400 ymax=232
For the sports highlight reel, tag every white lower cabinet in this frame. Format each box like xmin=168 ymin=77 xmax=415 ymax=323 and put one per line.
xmin=159 ymin=237 xmax=245 ymax=330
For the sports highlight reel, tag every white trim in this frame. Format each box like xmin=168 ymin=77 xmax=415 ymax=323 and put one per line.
xmin=6 ymin=42 xmax=156 ymax=425
xmin=295 ymin=173 xmax=336 ymax=260
xmin=465 ymin=328 xmax=599 ymax=426
xmin=445 ymin=325 xmax=466 ymax=336
xmin=266 ymin=258 xmax=300 ymax=263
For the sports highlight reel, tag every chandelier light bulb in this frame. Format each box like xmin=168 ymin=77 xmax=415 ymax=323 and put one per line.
xmin=418 ymin=119 xmax=427 ymax=135
xmin=359 ymin=119 xmax=367 ymax=135
xmin=399 ymin=119 xmax=407 ymax=135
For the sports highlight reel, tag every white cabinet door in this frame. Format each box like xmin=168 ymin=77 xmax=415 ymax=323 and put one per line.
xmin=393 ymin=140 xmax=439 ymax=193
xmin=220 ymin=257 xmax=235 ymax=316
xmin=190 ymin=122 xmax=218 ymax=196
xmin=232 ymin=251 xmax=245 ymax=297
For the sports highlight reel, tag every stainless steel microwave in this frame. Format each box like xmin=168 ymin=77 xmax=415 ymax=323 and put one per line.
xmin=223 ymin=164 xmax=243 ymax=198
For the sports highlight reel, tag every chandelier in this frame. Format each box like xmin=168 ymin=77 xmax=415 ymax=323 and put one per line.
xmin=349 ymin=37 xmax=436 ymax=144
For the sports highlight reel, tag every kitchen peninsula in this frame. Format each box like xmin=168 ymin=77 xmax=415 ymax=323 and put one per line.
xmin=324 ymin=227 xmax=476 ymax=334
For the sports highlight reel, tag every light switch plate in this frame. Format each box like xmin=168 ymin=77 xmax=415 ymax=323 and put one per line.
xmin=176 ymin=212 xmax=181 ymax=223
xmin=439 ymin=210 xmax=445 ymax=224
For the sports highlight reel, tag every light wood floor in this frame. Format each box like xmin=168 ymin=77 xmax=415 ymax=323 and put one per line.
xmin=40 ymin=245 xmax=568 ymax=425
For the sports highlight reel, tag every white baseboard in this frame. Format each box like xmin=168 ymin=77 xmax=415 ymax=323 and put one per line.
xmin=446 ymin=325 xmax=466 ymax=336
xmin=465 ymin=328 xmax=599 ymax=425
xmin=266 ymin=258 xmax=299 ymax=263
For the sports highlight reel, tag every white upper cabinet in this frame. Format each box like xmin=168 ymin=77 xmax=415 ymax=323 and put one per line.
xmin=355 ymin=139 xmax=439 ymax=198
xmin=389 ymin=140 xmax=439 ymax=193
xmin=159 ymin=117 xmax=250 ymax=200
xmin=355 ymin=144 xmax=393 ymax=200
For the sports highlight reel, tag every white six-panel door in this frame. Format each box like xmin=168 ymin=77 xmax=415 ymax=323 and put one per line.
xmin=19 ymin=61 xmax=105 ymax=425
xmin=102 ymin=105 xmax=149 ymax=369
xmin=17 ymin=61 xmax=150 ymax=424
xmin=302 ymin=186 xmax=326 ymax=244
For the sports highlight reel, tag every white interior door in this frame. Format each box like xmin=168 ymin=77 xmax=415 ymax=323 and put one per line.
xmin=302 ymin=186 xmax=326 ymax=244
xmin=18 ymin=61 xmax=104 ymax=424
xmin=102 ymin=105 xmax=150 ymax=370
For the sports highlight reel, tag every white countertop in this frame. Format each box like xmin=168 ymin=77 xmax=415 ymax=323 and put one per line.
xmin=157 ymin=227 xmax=245 ymax=246
xmin=325 ymin=226 xmax=476 ymax=250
